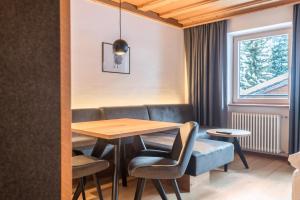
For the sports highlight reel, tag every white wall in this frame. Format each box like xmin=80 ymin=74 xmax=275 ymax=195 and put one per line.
xmin=228 ymin=5 xmax=293 ymax=32
xmin=71 ymin=0 xmax=185 ymax=108
xmin=227 ymin=5 xmax=293 ymax=155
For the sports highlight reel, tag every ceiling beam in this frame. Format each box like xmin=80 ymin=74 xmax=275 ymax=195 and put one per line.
xmin=138 ymin=0 xmax=181 ymax=12
xmin=180 ymin=0 xmax=271 ymax=24
xmin=183 ymin=0 xmax=300 ymax=28
xmin=160 ymin=0 xmax=218 ymax=19
xmin=92 ymin=0 xmax=183 ymax=27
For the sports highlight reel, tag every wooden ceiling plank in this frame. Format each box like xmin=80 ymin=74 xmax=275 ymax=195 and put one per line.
xmin=91 ymin=0 xmax=183 ymax=27
xmin=138 ymin=0 xmax=181 ymax=11
xmin=183 ymin=0 xmax=300 ymax=28
xmin=160 ymin=0 xmax=218 ymax=19
xmin=153 ymin=0 xmax=204 ymax=13
xmin=111 ymin=0 xmax=156 ymax=7
xmin=180 ymin=0 xmax=272 ymax=24
xmin=173 ymin=0 xmax=251 ymax=20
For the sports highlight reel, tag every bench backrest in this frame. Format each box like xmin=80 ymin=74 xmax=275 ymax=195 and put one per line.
xmin=72 ymin=108 xmax=101 ymax=123
xmin=147 ymin=104 xmax=194 ymax=123
xmin=99 ymin=106 xmax=150 ymax=120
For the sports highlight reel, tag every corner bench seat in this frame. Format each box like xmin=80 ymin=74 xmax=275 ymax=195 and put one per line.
xmin=142 ymin=132 xmax=234 ymax=176
xmin=72 ymin=134 xmax=97 ymax=149
xmin=71 ymin=104 xmax=234 ymax=177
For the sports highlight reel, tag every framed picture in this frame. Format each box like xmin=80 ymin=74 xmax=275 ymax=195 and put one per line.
xmin=102 ymin=42 xmax=130 ymax=74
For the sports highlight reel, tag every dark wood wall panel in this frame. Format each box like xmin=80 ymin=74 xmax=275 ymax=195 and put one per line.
xmin=0 ymin=0 xmax=68 ymax=199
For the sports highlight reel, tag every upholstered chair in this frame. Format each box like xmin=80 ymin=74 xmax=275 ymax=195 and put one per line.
xmin=72 ymin=155 xmax=109 ymax=200
xmin=128 ymin=121 xmax=199 ymax=200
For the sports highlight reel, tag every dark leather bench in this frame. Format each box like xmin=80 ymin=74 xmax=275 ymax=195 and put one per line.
xmin=72 ymin=104 xmax=234 ymax=177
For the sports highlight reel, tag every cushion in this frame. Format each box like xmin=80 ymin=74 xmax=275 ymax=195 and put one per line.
xmin=142 ymin=132 xmax=234 ymax=176
xmin=142 ymin=127 xmax=210 ymax=141
xmin=72 ymin=109 xmax=101 ymax=155
xmin=99 ymin=106 xmax=150 ymax=120
xmin=72 ymin=108 xmax=101 ymax=123
xmin=197 ymin=127 xmax=215 ymax=139
xmin=187 ymin=139 xmax=234 ymax=175
xmin=146 ymin=104 xmax=194 ymax=123
xmin=72 ymin=135 xmax=97 ymax=148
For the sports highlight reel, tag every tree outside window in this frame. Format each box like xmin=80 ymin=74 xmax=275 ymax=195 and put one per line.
xmin=238 ymin=34 xmax=289 ymax=98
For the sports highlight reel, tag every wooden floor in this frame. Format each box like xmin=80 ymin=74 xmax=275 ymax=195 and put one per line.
xmin=80 ymin=153 xmax=294 ymax=200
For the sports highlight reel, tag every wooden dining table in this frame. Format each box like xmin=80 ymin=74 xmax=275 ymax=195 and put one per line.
xmin=71 ymin=118 xmax=181 ymax=200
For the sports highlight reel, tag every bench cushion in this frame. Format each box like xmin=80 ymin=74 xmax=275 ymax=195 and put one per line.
xmin=72 ymin=109 xmax=101 ymax=155
xmin=187 ymin=139 xmax=234 ymax=175
xmin=72 ymin=135 xmax=97 ymax=149
xmin=72 ymin=108 xmax=101 ymax=123
xmin=99 ymin=106 xmax=150 ymax=120
xmin=147 ymin=104 xmax=194 ymax=123
xmin=197 ymin=128 xmax=210 ymax=139
xmin=142 ymin=132 xmax=234 ymax=176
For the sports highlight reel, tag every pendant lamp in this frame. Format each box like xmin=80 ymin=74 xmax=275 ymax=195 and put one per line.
xmin=113 ymin=0 xmax=128 ymax=55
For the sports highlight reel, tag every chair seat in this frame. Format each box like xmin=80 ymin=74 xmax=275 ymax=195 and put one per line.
xmin=72 ymin=155 xmax=109 ymax=179
xmin=128 ymin=156 xmax=179 ymax=179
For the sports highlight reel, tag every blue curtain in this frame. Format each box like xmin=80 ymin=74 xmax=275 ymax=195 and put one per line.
xmin=289 ymin=4 xmax=300 ymax=154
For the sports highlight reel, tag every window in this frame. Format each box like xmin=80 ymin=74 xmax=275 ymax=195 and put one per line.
xmin=233 ymin=28 xmax=292 ymax=104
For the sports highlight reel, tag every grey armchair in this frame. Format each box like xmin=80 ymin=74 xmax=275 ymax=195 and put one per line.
xmin=128 ymin=121 xmax=199 ymax=200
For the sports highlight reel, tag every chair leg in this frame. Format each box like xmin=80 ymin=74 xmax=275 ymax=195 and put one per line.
xmin=134 ymin=178 xmax=146 ymax=200
xmin=171 ymin=179 xmax=182 ymax=200
xmin=93 ymin=174 xmax=104 ymax=200
xmin=152 ymin=179 xmax=168 ymax=200
xmin=72 ymin=182 xmax=81 ymax=200
xmin=80 ymin=178 xmax=86 ymax=200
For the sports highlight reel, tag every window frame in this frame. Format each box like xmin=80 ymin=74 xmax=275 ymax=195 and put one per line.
xmin=232 ymin=28 xmax=292 ymax=105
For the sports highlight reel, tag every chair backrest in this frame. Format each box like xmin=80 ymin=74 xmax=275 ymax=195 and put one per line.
xmin=170 ymin=121 xmax=198 ymax=176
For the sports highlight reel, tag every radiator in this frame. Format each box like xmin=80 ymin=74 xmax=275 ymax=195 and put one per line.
xmin=231 ymin=112 xmax=281 ymax=154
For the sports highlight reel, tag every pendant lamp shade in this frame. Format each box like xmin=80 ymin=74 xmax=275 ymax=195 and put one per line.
xmin=113 ymin=39 xmax=128 ymax=55
xmin=113 ymin=0 xmax=128 ymax=56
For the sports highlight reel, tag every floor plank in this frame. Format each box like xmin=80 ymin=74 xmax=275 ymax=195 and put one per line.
xmin=78 ymin=153 xmax=294 ymax=200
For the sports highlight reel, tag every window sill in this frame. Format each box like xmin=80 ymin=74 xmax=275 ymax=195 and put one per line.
xmin=228 ymin=103 xmax=290 ymax=108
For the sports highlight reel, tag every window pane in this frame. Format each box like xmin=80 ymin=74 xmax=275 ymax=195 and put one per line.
xmin=238 ymin=34 xmax=289 ymax=99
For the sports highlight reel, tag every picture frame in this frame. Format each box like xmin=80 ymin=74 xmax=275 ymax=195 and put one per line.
xmin=102 ymin=42 xmax=130 ymax=74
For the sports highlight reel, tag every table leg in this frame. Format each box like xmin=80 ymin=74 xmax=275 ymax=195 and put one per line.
xmin=233 ymin=137 xmax=249 ymax=169
xmin=112 ymin=139 xmax=121 ymax=200
xmin=224 ymin=164 xmax=228 ymax=172
xmin=121 ymin=143 xmax=128 ymax=187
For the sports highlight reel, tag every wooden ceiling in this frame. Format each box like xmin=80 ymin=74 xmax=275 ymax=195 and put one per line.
xmin=93 ymin=0 xmax=300 ymax=28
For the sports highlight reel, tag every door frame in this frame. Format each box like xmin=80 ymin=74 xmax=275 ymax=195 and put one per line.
xmin=60 ymin=0 xmax=72 ymax=199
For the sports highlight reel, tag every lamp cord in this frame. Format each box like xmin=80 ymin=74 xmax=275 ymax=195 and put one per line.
xmin=119 ymin=0 xmax=122 ymax=39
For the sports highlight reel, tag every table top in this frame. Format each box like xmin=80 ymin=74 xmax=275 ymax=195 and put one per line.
xmin=71 ymin=118 xmax=182 ymax=140
xmin=207 ymin=128 xmax=251 ymax=138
